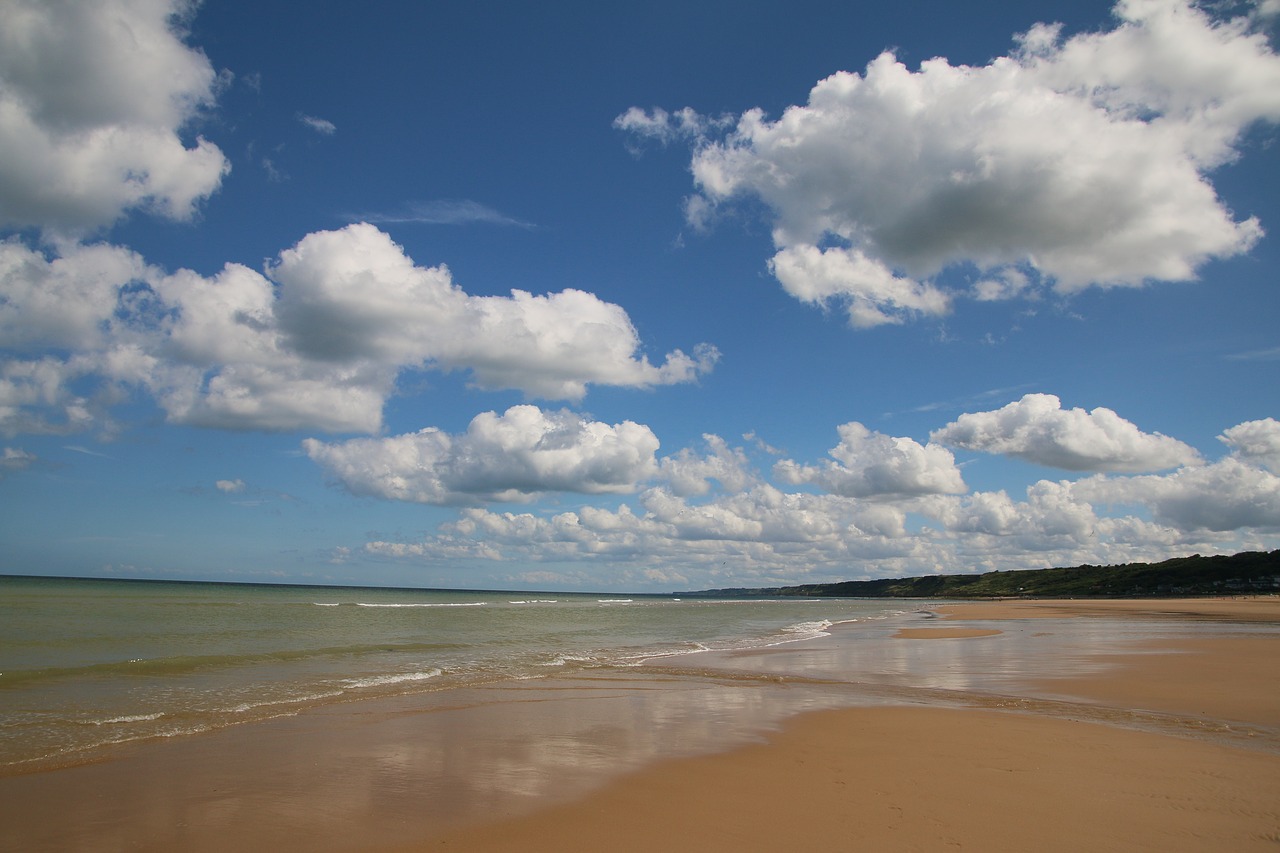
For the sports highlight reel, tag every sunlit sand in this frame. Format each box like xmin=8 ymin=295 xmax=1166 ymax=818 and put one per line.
xmin=2 ymin=598 xmax=1276 ymax=851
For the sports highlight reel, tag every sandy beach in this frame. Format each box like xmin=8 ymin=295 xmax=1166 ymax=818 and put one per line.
xmin=430 ymin=597 xmax=1280 ymax=852
xmin=3 ymin=597 xmax=1278 ymax=851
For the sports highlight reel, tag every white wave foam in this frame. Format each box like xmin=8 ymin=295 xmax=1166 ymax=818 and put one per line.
xmin=772 ymin=619 xmax=832 ymax=644
xmin=538 ymin=653 xmax=596 ymax=667
xmin=355 ymin=602 xmax=487 ymax=608
xmin=509 ymin=599 xmax=559 ymax=604
xmin=597 ymin=598 xmax=633 ymax=603
xmin=231 ymin=691 xmax=344 ymax=713
xmin=342 ymin=669 xmax=443 ymax=689
xmin=785 ymin=618 xmax=832 ymax=633
xmin=88 ymin=712 xmax=164 ymax=725
xmin=312 ymin=602 xmax=340 ymax=606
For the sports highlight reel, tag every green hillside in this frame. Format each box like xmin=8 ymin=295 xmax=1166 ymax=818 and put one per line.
xmin=686 ymin=551 xmax=1280 ymax=599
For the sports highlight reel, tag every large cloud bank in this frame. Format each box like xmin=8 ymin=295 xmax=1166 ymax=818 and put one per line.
xmin=619 ymin=0 xmax=1280 ymax=327
xmin=357 ymin=402 xmax=1279 ymax=588
xmin=0 ymin=227 xmax=716 ymax=434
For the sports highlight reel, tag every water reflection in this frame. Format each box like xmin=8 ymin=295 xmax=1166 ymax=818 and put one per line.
xmin=652 ymin=613 xmax=1269 ymax=697
xmin=3 ymin=611 xmax=1275 ymax=851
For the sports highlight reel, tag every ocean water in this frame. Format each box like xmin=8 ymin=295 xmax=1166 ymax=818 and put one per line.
xmin=0 ymin=575 xmax=914 ymax=770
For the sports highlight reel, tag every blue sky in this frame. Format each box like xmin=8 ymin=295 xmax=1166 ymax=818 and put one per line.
xmin=1 ymin=0 xmax=1278 ymax=591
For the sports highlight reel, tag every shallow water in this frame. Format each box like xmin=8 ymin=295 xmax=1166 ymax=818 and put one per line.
xmin=0 ymin=575 xmax=917 ymax=769
xmin=1 ymin=589 xmax=1275 ymax=852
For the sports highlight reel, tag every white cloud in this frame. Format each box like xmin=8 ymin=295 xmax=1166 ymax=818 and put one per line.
xmin=1059 ymin=417 xmax=1280 ymax=533
xmin=298 ymin=114 xmax=336 ymax=135
xmin=0 ymin=238 xmax=149 ymax=350
xmin=775 ymin=422 xmax=966 ymax=497
xmin=622 ymin=0 xmax=1280 ymax=323
xmin=1220 ymin=417 xmax=1280 ymax=472
xmin=972 ymin=268 xmax=1033 ymax=302
xmin=364 ymin=474 xmax=1199 ymax=584
xmin=356 ymin=407 xmax=1280 ymax=586
xmin=304 ymin=405 xmax=661 ymax=504
xmin=658 ymin=434 xmax=757 ymax=496
xmin=215 ymin=478 xmax=245 ymax=493
xmin=929 ymin=480 xmax=1098 ymax=546
xmin=351 ymin=199 xmax=535 ymax=229
xmin=1074 ymin=457 xmax=1280 ymax=531
xmin=269 ymin=223 xmax=717 ymax=401
xmin=367 ymin=484 xmax=920 ymax=571
xmin=767 ymin=245 xmax=949 ymax=328
xmin=362 ymin=466 xmax=1276 ymax=587
xmin=0 ymin=355 xmax=104 ymax=436
xmin=613 ymin=106 xmax=732 ymax=147
xmin=1 ymin=446 xmax=35 ymax=470
xmin=0 ymin=224 xmax=716 ymax=434
xmin=931 ymin=393 xmax=1202 ymax=472
xmin=0 ymin=0 xmax=229 ymax=234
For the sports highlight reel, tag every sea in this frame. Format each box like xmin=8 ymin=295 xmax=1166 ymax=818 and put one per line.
xmin=0 ymin=575 xmax=917 ymax=771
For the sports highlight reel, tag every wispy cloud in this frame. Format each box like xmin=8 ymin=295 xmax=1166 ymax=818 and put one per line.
xmin=882 ymin=383 xmax=1039 ymax=420
xmin=298 ymin=113 xmax=336 ymax=135
xmin=64 ymin=445 xmax=114 ymax=459
xmin=349 ymin=199 xmax=535 ymax=229
xmin=1226 ymin=346 xmax=1280 ymax=362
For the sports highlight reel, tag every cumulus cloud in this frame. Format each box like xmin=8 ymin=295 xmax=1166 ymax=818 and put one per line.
xmin=0 ymin=238 xmax=150 ymax=351
xmin=1074 ymin=457 xmax=1280 ymax=531
xmin=657 ymin=434 xmax=757 ymax=496
xmin=268 ymin=223 xmax=717 ymax=400
xmin=304 ymin=405 xmax=660 ymax=504
xmin=929 ymin=480 xmax=1099 ymax=546
xmin=1060 ymin=417 xmax=1280 ymax=532
xmin=356 ymin=409 xmax=1280 ymax=586
xmin=1220 ymin=417 xmax=1280 ymax=472
xmin=775 ymin=422 xmax=966 ymax=497
xmin=367 ymin=484 xmax=921 ymax=572
xmin=215 ymin=478 xmax=245 ymax=493
xmin=0 ymin=354 xmax=111 ymax=437
xmin=767 ymin=246 xmax=950 ymax=328
xmin=620 ymin=0 xmax=1280 ymax=325
xmin=931 ymin=393 xmax=1202 ymax=472
xmin=0 ymin=0 xmax=229 ymax=234
xmin=0 ymin=224 xmax=716 ymax=434
xmin=365 ymin=473 xmax=1199 ymax=583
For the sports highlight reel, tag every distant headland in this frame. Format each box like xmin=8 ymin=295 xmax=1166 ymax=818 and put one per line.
xmin=683 ymin=550 xmax=1280 ymax=599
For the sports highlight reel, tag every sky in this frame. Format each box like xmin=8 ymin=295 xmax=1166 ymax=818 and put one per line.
xmin=1 ymin=0 xmax=1278 ymax=592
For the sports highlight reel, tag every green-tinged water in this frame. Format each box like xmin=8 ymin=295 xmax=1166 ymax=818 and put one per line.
xmin=0 ymin=575 xmax=915 ymax=769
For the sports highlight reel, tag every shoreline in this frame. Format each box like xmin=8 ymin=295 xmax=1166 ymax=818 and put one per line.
xmin=2 ymin=598 xmax=1277 ymax=851
xmin=431 ymin=597 xmax=1280 ymax=852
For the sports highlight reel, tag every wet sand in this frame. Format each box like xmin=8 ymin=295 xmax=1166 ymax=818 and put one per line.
xmin=433 ymin=597 xmax=1280 ymax=852
xmin=430 ymin=706 xmax=1280 ymax=853
xmin=2 ymin=598 xmax=1277 ymax=851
